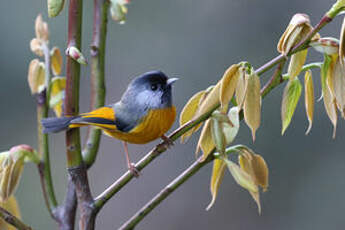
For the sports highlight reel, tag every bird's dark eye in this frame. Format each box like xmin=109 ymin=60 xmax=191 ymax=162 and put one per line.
xmin=151 ymin=84 xmax=158 ymax=91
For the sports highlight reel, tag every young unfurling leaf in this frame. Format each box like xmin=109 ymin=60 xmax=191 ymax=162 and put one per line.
xmin=49 ymin=77 xmax=66 ymax=117
xmin=206 ymin=159 xmax=226 ymax=211
xmin=244 ymin=73 xmax=261 ymax=141
xmin=35 ymin=14 xmax=49 ymax=42
xmin=287 ymin=49 xmax=308 ymax=80
xmin=310 ymin=37 xmax=339 ymax=55
xmin=220 ymin=64 xmax=240 ymax=109
xmin=196 ymin=120 xmax=215 ymax=161
xmin=321 ymin=55 xmax=338 ymax=137
xmin=281 ymin=78 xmax=302 ymax=135
xmin=304 ymin=70 xmax=314 ymax=134
xmin=48 ymin=0 xmax=65 ymax=18
xmin=179 ymin=90 xmax=206 ymax=143
xmin=235 ymin=68 xmax=247 ymax=111
xmin=51 ymin=47 xmax=63 ymax=76
xmin=277 ymin=14 xmax=313 ymax=54
xmin=27 ymin=59 xmax=46 ymax=94
xmin=332 ymin=57 xmax=345 ymax=117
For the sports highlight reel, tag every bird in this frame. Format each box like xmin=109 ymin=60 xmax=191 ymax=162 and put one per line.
xmin=42 ymin=71 xmax=178 ymax=176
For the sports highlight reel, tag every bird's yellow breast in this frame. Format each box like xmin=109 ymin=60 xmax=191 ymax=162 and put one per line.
xmin=104 ymin=106 xmax=176 ymax=144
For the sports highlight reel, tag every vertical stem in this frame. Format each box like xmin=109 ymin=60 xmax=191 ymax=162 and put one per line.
xmin=65 ymin=1 xmax=94 ymax=230
xmin=36 ymin=42 xmax=58 ymax=216
xmin=83 ymin=0 xmax=109 ymax=167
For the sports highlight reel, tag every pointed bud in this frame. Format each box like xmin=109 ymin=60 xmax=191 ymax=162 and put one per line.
xmin=65 ymin=46 xmax=87 ymax=65
xmin=35 ymin=14 xmax=49 ymax=41
xmin=110 ymin=0 xmax=129 ymax=24
xmin=50 ymin=77 xmax=66 ymax=117
xmin=304 ymin=70 xmax=314 ymax=134
xmin=48 ymin=0 xmax=65 ymax=17
xmin=244 ymin=73 xmax=261 ymax=141
xmin=281 ymin=78 xmax=302 ymax=135
xmin=220 ymin=64 xmax=240 ymax=109
xmin=206 ymin=159 xmax=226 ymax=210
xmin=310 ymin=37 xmax=339 ymax=55
xmin=30 ymin=38 xmax=44 ymax=56
xmin=287 ymin=49 xmax=308 ymax=80
xmin=27 ymin=59 xmax=46 ymax=94
xmin=277 ymin=13 xmax=313 ymax=54
xmin=51 ymin=47 xmax=63 ymax=75
xmin=179 ymin=90 xmax=206 ymax=143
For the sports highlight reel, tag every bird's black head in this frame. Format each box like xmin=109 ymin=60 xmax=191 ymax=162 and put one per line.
xmin=121 ymin=71 xmax=178 ymax=110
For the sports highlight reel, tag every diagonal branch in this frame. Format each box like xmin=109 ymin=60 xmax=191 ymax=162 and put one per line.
xmin=0 ymin=206 xmax=33 ymax=230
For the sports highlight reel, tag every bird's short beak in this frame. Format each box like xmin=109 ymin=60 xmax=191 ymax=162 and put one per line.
xmin=167 ymin=78 xmax=179 ymax=85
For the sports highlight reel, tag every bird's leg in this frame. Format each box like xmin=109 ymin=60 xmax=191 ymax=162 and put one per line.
xmin=122 ymin=141 xmax=140 ymax=177
xmin=161 ymin=134 xmax=174 ymax=148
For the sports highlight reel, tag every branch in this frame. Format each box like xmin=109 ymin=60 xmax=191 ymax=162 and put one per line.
xmin=65 ymin=0 xmax=94 ymax=229
xmin=0 ymin=206 xmax=33 ymax=230
xmin=92 ymin=10 xmax=336 ymax=226
xmin=83 ymin=0 xmax=109 ymax=167
xmin=36 ymin=42 xmax=58 ymax=217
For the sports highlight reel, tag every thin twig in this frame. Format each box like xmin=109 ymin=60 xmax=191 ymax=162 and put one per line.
xmin=83 ymin=0 xmax=109 ymax=167
xmin=0 ymin=206 xmax=33 ymax=230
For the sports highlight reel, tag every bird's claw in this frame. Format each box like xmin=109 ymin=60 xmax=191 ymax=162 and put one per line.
xmin=128 ymin=163 xmax=140 ymax=178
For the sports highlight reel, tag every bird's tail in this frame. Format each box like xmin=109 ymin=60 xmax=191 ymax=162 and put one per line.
xmin=41 ymin=116 xmax=77 ymax=133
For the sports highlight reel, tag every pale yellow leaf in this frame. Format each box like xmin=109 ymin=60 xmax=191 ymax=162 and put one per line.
xmin=210 ymin=118 xmax=226 ymax=155
xmin=206 ymin=159 xmax=226 ymax=210
xmin=332 ymin=57 xmax=345 ymax=117
xmin=49 ymin=77 xmax=66 ymax=117
xmin=244 ymin=73 xmax=261 ymax=141
xmin=179 ymin=90 xmax=206 ymax=143
xmin=195 ymin=81 xmax=222 ymax=119
xmin=304 ymin=70 xmax=314 ymax=134
xmin=51 ymin=47 xmax=63 ymax=75
xmin=196 ymin=120 xmax=215 ymax=161
xmin=0 ymin=196 xmax=21 ymax=230
xmin=288 ymin=49 xmax=308 ymax=80
xmin=220 ymin=64 xmax=240 ymax=108
xmin=35 ymin=14 xmax=49 ymax=41
xmin=235 ymin=68 xmax=247 ymax=111
xmin=339 ymin=17 xmax=345 ymax=65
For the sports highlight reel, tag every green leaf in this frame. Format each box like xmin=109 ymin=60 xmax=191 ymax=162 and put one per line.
xmin=206 ymin=159 xmax=227 ymax=210
xmin=281 ymin=78 xmax=302 ymax=135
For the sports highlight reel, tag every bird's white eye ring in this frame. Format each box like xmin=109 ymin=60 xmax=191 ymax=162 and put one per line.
xmin=151 ymin=84 xmax=158 ymax=91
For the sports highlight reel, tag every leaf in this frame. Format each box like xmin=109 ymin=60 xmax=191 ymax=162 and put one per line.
xmin=30 ymin=38 xmax=43 ymax=56
xmin=332 ymin=57 xmax=345 ymax=117
xmin=339 ymin=17 xmax=345 ymax=65
xmin=48 ymin=0 xmax=65 ymax=17
xmin=196 ymin=119 xmax=215 ymax=161
xmin=51 ymin=47 xmax=63 ymax=75
xmin=244 ymin=73 xmax=261 ymax=141
xmin=224 ymin=158 xmax=258 ymax=193
xmin=235 ymin=68 xmax=248 ymax=111
xmin=35 ymin=14 xmax=49 ymax=41
xmin=210 ymin=118 xmax=226 ymax=155
xmin=206 ymin=159 xmax=227 ymax=210
xmin=287 ymin=49 xmax=308 ymax=80
xmin=304 ymin=70 xmax=314 ymax=134
xmin=110 ymin=0 xmax=129 ymax=24
xmin=310 ymin=37 xmax=339 ymax=55
xmin=220 ymin=64 xmax=240 ymax=108
xmin=50 ymin=77 xmax=66 ymax=117
xmin=179 ymin=90 xmax=206 ymax=143
xmin=195 ymin=81 xmax=222 ymax=118
xmin=281 ymin=78 xmax=302 ymax=135
xmin=222 ymin=106 xmax=240 ymax=145
xmin=27 ymin=59 xmax=45 ymax=94
xmin=0 ymin=196 xmax=21 ymax=230
xmin=321 ymin=55 xmax=338 ymax=138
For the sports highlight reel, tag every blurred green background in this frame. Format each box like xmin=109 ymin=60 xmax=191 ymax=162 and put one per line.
xmin=1 ymin=0 xmax=345 ymax=229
